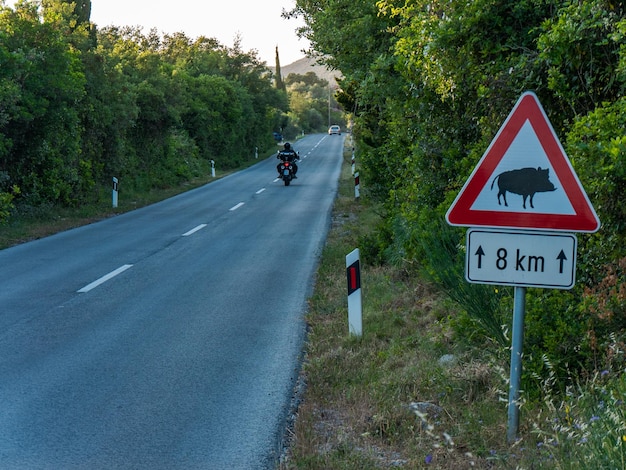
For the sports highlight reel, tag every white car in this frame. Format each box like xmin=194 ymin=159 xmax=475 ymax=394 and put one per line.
xmin=328 ymin=125 xmax=341 ymax=135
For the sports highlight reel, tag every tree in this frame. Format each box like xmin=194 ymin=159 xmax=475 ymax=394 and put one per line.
xmin=0 ymin=1 xmax=86 ymax=205
xmin=274 ymin=46 xmax=286 ymax=91
xmin=288 ymin=0 xmax=400 ymax=196
xmin=42 ymin=0 xmax=92 ymax=35
xmin=42 ymin=0 xmax=92 ymax=24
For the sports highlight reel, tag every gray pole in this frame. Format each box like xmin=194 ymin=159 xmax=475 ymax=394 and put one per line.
xmin=507 ymin=286 xmax=526 ymax=443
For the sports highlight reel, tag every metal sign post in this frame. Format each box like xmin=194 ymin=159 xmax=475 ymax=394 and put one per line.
xmin=507 ymin=286 xmax=526 ymax=443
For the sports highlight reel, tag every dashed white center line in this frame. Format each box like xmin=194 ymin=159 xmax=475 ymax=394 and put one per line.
xmin=77 ymin=264 xmax=133 ymax=293
xmin=78 ymin=141 xmax=327 ymax=294
xmin=182 ymin=224 xmax=207 ymax=236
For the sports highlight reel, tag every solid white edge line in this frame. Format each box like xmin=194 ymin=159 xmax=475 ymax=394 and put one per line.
xmin=182 ymin=224 xmax=207 ymax=236
xmin=229 ymin=202 xmax=245 ymax=211
xmin=77 ymin=264 xmax=133 ymax=293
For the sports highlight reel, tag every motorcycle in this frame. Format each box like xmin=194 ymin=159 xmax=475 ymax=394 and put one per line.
xmin=278 ymin=160 xmax=295 ymax=186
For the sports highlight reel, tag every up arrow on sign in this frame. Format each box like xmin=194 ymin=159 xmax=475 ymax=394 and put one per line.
xmin=557 ymin=250 xmax=568 ymax=274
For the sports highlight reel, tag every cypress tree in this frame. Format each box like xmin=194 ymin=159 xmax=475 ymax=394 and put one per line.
xmin=42 ymin=0 xmax=91 ymax=25
xmin=274 ymin=46 xmax=286 ymax=92
xmin=73 ymin=0 xmax=91 ymax=24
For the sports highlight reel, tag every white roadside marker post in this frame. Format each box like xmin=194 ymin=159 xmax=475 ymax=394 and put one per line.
xmin=346 ymin=248 xmax=363 ymax=337
xmin=211 ymin=160 xmax=216 ymax=178
xmin=354 ymin=171 xmax=360 ymax=199
xmin=112 ymin=177 xmax=119 ymax=208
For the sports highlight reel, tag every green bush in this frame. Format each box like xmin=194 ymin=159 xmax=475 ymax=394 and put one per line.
xmin=566 ymin=98 xmax=626 ymax=275
xmin=523 ymin=289 xmax=592 ymax=396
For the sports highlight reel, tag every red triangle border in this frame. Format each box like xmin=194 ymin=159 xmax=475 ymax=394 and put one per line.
xmin=446 ymin=92 xmax=600 ymax=232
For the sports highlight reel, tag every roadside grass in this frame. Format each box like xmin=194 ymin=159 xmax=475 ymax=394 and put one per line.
xmin=281 ymin=144 xmax=626 ymax=469
xmin=529 ymin=365 xmax=626 ymax=470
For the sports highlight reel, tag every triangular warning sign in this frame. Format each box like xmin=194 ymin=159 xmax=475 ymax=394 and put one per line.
xmin=446 ymin=91 xmax=600 ymax=232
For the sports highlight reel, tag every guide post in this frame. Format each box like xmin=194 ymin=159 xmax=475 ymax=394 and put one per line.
xmin=112 ymin=177 xmax=118 ymax=208
xmin=346 ymin=248 xmax=363 ymax=337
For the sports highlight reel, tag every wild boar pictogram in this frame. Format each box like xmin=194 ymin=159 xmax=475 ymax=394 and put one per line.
xmin=490 ymin=167 xmax=557 ymax=209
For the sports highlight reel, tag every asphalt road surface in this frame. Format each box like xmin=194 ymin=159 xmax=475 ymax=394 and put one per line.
xmin=0 ymin=133 xmax=345 ymax=469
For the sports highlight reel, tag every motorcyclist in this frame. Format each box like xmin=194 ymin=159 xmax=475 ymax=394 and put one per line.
xmin=276 ymin=142 xmax=299 ymax=178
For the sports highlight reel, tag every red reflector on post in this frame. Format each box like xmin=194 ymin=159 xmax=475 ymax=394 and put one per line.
xmin=350 ymin=267 xmax=357 ymax=290
xmin=346 ymin=260 xmax=361 ymax=295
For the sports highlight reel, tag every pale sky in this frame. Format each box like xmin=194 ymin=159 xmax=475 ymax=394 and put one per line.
xmin=6 ymin=0 xmax=310 ymax=65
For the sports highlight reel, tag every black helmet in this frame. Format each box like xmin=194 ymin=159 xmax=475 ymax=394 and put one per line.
xmin=284 ymin=142 xmax=291 ymax=150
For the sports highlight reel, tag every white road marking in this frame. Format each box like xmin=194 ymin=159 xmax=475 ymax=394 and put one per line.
xmin=182 ymin=224 xmax=207 ymax=237
xmin=229 ymin=202 xmax=245 ymax=211
xmin=256 ymin=188 xmax=266 ymax=194
xmin=77 ymin=264 xmax=133 ymax=293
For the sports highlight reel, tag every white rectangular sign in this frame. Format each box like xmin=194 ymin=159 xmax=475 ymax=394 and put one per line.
xmin=466 ymin=229 xmax=577 ymax=289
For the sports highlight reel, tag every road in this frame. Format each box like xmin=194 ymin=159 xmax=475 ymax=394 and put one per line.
xmin=0 ymin=133 xmax=345 ymax=469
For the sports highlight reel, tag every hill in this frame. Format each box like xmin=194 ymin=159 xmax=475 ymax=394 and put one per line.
xmin=272 ymin=56 xmax=342 ymax=87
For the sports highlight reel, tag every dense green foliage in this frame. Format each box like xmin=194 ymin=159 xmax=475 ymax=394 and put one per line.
xmin=289 ymin=0 xmax=626 ymax=390
xmin=1 ymin=0 xmax=288 ymax=216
